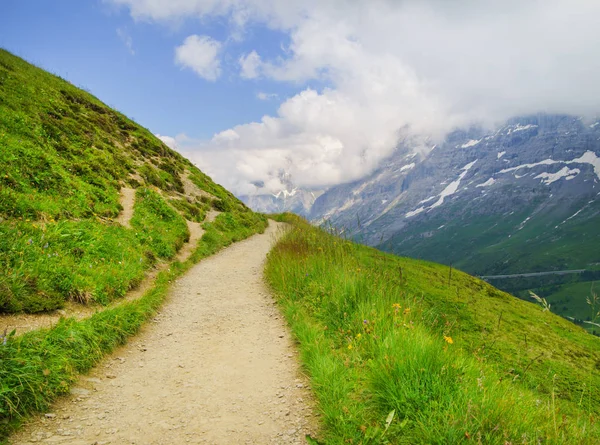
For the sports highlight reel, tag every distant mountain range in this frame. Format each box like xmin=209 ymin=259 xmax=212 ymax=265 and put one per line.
xmin=311 ymin=114 xmax=600 ymax=274
xmin=241 ymin=187 xmax=323 ymax=216
xmin=242 ymin=114 xmax=600 ymax=325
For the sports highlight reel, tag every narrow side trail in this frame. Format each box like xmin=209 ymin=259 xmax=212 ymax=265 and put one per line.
xmin=0 ymin=206 xmax=219 ymax=335
xmin=115 ymin=187 xmax=136 ymax=228
xmin=11 ymin=221 xmax=318 ymax=445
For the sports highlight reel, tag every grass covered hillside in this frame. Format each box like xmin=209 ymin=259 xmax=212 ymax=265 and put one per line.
xmin=0 ymin=49 xmax=266 ymax=438
xmin=0 ymin=48 xmax=266 ymax=313
xmin=267 ymin=215 xmax=600 ymax=444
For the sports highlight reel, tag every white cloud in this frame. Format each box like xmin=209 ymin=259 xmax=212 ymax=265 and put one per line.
xmin=116 ymin=28 xmax=135 ymax=55
xmin=256 ymin=91 xmax=278 ymax=101
xmin=113 ymin=0 xmax=600 ymax=195
xmin=175 ymin=34 xmax=222 ymax=81
xmin=239 ymin=50 xmax=261 ymax=79
xmin=156 ymin=134 xmax=178 ymax=149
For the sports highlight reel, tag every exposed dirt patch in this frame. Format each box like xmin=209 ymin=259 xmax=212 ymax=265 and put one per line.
xmin=172 ymin=211 xmax=219 ymax=264
xmin=0 ymin=302 xmax=97 ymax=335
xmin=115 ymin=187 xmax=136 ymax=228
xmin=181 ymin=171 xmax=216 ymax=201
xmin=205 ymin=209 xmax=220 ymax=223
xmin=11 ymin=221 xmax=319 ymax=445
xmin=177 ymin=220 xmax=204 ymax=263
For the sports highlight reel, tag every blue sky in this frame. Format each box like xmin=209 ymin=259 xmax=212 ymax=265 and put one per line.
xmin=1 ymin=0 xmax=599 ymax=196
xmin=0 ymin=0 xmax=303 ymax=139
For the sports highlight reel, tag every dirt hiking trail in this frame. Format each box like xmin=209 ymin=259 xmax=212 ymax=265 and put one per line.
xmin=115 ymin=188 xmax=136 ymax=228
xmin=11 ymin=221 xmax=318 ymax=445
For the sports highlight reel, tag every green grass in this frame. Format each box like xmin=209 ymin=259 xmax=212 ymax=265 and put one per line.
xmin=379 ymin=200 xmax=600 ymax=277
xmin=0 ymin=187 xmax=193 ymax=311
xmin=375 ymin=198 xmax=600 ymax=328
xmin=0 ymin=220 xmax=147 ymax=311
xmin=514 ymin=281 xmax=600 ymax=335
xmin=0 ymin=48 xmax=269 ymax=440
xmin=0 ymin=48 xmax=263 ymax=313
xmin=0 ymin=205 xmax=267 ymax=441
xmin=543 ymin=281 xmax=598 ymax=321
xmin=169 ymin=196 xmax=210 ymax=223
xmin=485 ymin=274 xmax=600 ymax=335
xmin=130 ymin=187 xmax=189 ymax=261
xmin=266 ymin=214 xmax=600 ymax=444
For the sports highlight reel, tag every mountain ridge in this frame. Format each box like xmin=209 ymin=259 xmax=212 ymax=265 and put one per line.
xmin=307 ymin=113 xmax=600 ymax=328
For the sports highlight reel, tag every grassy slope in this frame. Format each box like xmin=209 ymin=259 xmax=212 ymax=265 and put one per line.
xmin=0 ymin=49 xmax=268 ymax=438
xmin=267 ymin=215 xmax=600 ymax=444
xmin=378 ymin=199 xmax=600 ymax=326
xmin=0 ymin=212 xmax=266 ymax=440
xmin=379 ymin=199 xmax=600 ymax=276
xmin=534 ymin=281 xmax=600 ymax=335
xmin=0 ymin=48 xmax=265 ymax=313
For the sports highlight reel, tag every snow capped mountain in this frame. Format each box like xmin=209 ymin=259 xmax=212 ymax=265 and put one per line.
xmin=239 ymin=168 xmax=323 ymax=215
xmin=241 ymin=187 xmax=323 ymax=215
xmin=309 ymin=114 xmax=600 ymax=276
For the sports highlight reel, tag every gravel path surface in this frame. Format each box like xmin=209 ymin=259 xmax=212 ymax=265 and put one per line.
xmin=11 ymin=221 xmax=318 ymax=445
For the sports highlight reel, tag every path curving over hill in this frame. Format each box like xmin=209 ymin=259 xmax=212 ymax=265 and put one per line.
xmin=11 ymin=221 xmax=318 ymax=445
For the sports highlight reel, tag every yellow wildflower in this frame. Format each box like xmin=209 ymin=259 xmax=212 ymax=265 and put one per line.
xmin=356 ymin=333 xmax=362 ymax=339
xmin=348 ymin=344 xmax=353 ymax=350
xmin=392 ymin=303 xmax=401 ymax=310
xmin=403 ymin=307 xmax=411 ymax=315
xmin=444 ymin=336 xmax=454 ymax=344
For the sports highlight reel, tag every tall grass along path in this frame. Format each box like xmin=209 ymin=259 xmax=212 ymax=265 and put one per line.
xmin=10 ymin=221 xmax=318 ymax=444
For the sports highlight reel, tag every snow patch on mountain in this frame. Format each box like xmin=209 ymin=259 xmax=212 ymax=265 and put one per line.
xmin=272 ymin=188 xmax=298 ymax=199
xmin=517 ymin=216 xmax=532 ymax=230
xmin=429 ymin=160 xmax=477 ymax=210
xmin=499 ymin=151 xmax=600 ymax=182
xmin=476 ymin=178 xmax=496 ymax=188
xmin=419 ymin=196 xmax=437 ymax=205
xmin=568 ymin=151 xmax=600 ymax=180
xmin=535 ymin=167 xmax=580 ymax=185
xmin=406 ymin=160 xmax=476 ymax=218
xmin=497 ymin=151 xmax=506 ymax=159
xmin=500 ymin=158 xmax=560 ymax=174
xmin=461 ymin=139 xmax=481 ymax=148
xmin=557 ymin=208 xmax=585 ymax=228
xmin=405 ymin=206 xmax=426 ymax=218
xmin=399 ymin=163 xmax=415 ymax=172
xmin=507 ymin=124 xmax=538 ymax=134
xmin=555 ymin=194 xmax=599 ymax=228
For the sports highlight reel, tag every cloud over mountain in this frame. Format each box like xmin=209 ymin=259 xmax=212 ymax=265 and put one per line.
xmin=111 ymin=0 xmax=600 ymax=195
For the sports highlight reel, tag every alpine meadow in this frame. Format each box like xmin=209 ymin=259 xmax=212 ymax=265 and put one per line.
xmin=2 ymin=1 xmax=600 ymax=442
